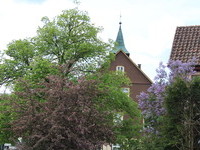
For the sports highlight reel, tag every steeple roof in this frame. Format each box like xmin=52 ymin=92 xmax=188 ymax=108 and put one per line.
xmin=113 ymin=22 xmax=130 ymax=56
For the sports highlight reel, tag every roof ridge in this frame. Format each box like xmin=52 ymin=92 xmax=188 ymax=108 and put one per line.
xmin=177 ymin=25 xmax=200 ymax=28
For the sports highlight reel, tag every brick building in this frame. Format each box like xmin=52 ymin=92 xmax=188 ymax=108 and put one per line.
xmin=110 ymin=22 xmax=152 ymax=103
xmin=103 ymin=22 xmax=152 ymax=150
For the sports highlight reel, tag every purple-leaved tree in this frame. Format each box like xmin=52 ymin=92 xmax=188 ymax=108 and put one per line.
xmin=10 ymin=76 xmax=115 ymax=150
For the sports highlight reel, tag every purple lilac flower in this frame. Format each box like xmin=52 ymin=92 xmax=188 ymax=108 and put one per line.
xmin=138 ymin=59 xmax=196 ymax=134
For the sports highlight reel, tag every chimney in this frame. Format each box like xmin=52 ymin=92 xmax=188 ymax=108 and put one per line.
xmin=138 ymin=64 xmax=141 ymax=69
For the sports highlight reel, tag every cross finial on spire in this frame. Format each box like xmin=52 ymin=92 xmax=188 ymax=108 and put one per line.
xmin=119 ymin=12 xmax=122 ymax=25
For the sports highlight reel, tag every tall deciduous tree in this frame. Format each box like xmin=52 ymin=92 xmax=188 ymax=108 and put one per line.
xmin=0 ymin=7 xmax=141 ymax=149
xmin=9 ymin=71 xmax=140 ymax=150
xmin=11 ymin=76 xmax=114 ymax=150
xmin=36 ymin=9 xmax=109 ymax=64
xmin=0 ymin=94 xmax=14 ymax=144
xmin=164 ymin=77 xmax=200 ymax=149
xmin=0 ymin=39 xmax=36 ymax=85
xmin=34 ymin=8 xmax=112 ymax=78
xmin=0 ymin=8 xmax=112 ymax=86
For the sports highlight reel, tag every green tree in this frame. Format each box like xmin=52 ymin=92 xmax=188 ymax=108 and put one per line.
xmin=164 ymin=77 xmax=200 ymax=149
xmin=0 ymin=7 xmax=141 ymax=149
xmin=164 ymin=78 xmax=189 ymax=149
xmin=0 ymin=94 xmax=15 ymax=144
xmin=0 ymin=39 xmax=36 ymax=85
xmin=35 ymin=8 xmax=111 ymax=76
xmin=91 ymin=72 xmax=142 ymax=150
xmin=0 ymin=8 xmax=112 ymax=87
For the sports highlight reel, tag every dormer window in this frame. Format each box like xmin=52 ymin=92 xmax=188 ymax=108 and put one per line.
xmin=116 ymin=66 xmax=124 ymax=72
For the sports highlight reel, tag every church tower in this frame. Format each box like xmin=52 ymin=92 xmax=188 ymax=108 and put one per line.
xmin=109 ymin=22 xmax=152 ymax=103
xmin=113 ymin=22 xmax=130 ymax=56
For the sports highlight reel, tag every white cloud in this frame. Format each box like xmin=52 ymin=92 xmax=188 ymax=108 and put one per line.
xmin=0 ymin=0 xmax=75 ymax=49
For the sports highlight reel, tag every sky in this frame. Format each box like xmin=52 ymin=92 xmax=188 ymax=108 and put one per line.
xmin=1 ymin=0 xmax=200 ymax=92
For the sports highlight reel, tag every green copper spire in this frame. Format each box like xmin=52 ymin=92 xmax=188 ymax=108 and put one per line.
xmin=114 ymin=22 xmax=130 ymax=56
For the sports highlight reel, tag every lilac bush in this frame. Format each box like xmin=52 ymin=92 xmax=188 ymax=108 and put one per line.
xmin=138 ymin=62 xmax=167 ymax=118
xmin=138 ymin=59 xmax=196 ymax=133
xmin=168 ymin=59 xmax=196 ymax=83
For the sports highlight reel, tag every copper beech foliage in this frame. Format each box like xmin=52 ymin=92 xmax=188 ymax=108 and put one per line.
xmin=11 ymin=76 xmax=115 ymax=150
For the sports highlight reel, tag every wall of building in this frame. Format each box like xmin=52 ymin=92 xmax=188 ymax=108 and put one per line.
xmin=109 ymin=51 xmax=152 ymax=102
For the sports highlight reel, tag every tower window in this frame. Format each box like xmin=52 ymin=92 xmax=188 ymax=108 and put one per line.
xmin=116 ymin=66 xmax=124 ymax=72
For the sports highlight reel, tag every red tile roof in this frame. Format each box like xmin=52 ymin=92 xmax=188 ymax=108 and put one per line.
xmin=170 ymin=25 xmax=200 ymax=64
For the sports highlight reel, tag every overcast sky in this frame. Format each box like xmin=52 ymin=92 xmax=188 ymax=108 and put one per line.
xmin=1 ymin=0 xmax=200 ymax=88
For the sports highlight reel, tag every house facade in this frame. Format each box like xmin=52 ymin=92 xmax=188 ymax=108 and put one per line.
xmin=103 ymin=22 xmax=152 ymax=150
xmin=110 ymin=22 xmax=152 ymax=103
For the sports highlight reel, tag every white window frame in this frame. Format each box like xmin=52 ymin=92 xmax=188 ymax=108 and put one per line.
xmin=112 ymin=144 xmax=120 ymax=150
xmin=116 ymin=66 xmax=125 ymax=72
xmin=113 ymin=113 xmax=124 ymax=124
xmin=122 ymin=88 xmax=130 ymax=97
xmin=116 ymin=113 xmax=123 ymax=121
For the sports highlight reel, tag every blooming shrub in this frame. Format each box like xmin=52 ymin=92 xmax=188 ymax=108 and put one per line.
xmin=138 ymin=59 xmax=196 ymax=132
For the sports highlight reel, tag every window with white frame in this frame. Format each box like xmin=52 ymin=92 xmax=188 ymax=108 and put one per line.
xmin=114 ymin=113 xmax=123 ymax=123
xmin=116 ymin=66 xmax=125 ymax=72
xmin=112 ymin=144 xmax=120 ymax=150
xmin=122 ymin=88 xmax=130 ymax=97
